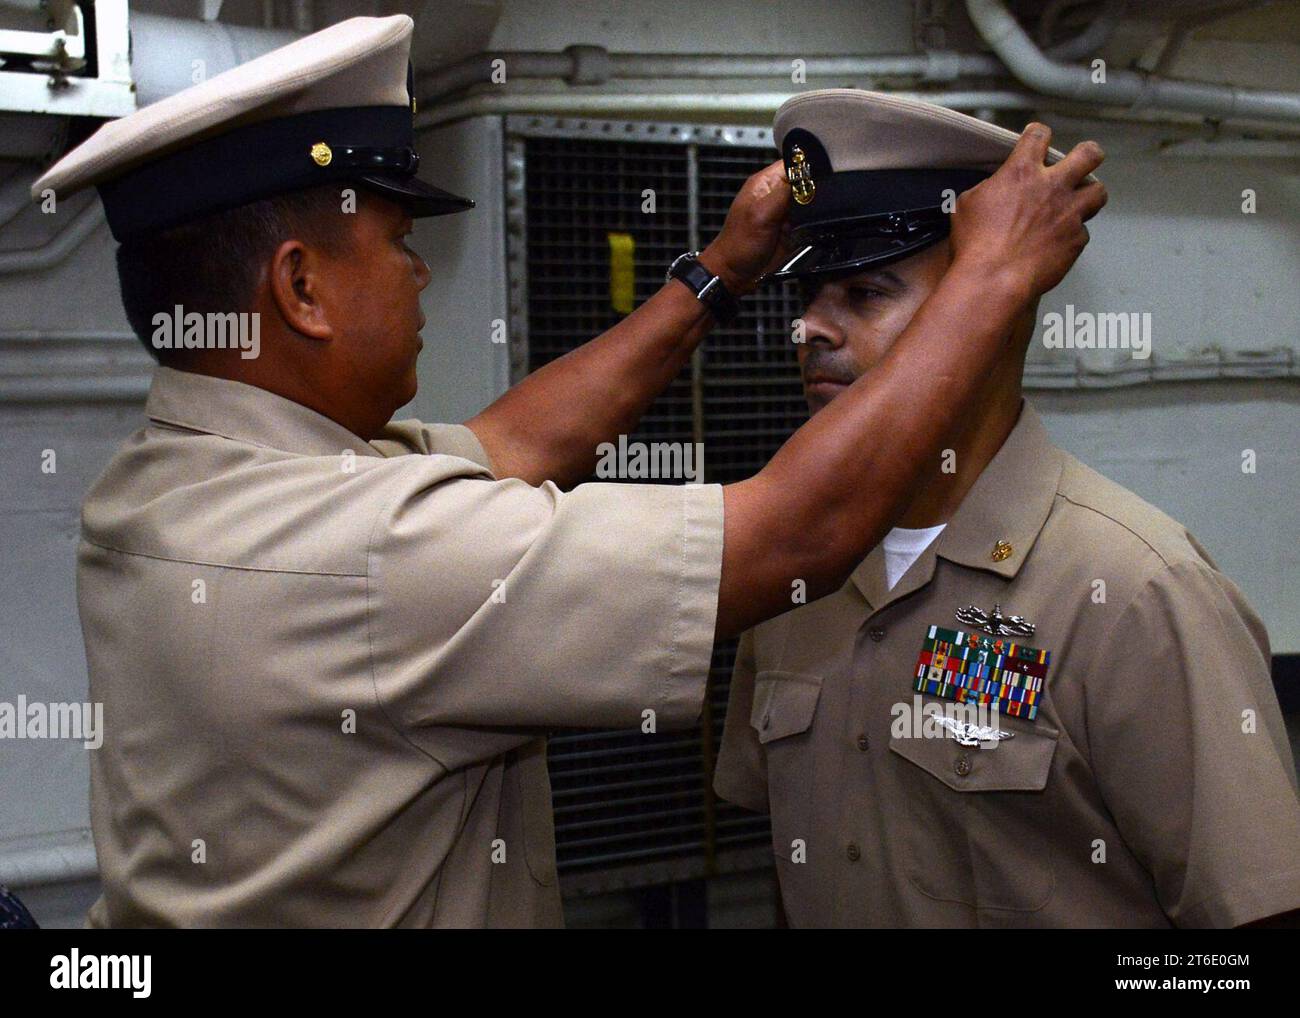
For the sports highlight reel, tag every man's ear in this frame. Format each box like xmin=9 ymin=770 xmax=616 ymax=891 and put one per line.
xmin=268 ymin=239 xmax=332 ymax=341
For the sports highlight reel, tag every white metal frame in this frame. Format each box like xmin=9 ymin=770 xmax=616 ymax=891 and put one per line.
xmin=0 ymin=0 xmax=134 ymax=118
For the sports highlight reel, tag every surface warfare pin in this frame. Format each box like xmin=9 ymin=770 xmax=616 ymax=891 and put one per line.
xmin=956 ymin=602 xmax=1035 ymax=637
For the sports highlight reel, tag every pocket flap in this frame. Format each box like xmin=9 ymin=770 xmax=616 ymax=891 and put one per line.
xmin=888 ymin=719 xmax=1058 ymax=792
xmin=750 ymin=670 xmax=823 ymax=744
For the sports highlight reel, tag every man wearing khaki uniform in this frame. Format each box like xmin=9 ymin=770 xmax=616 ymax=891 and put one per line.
xmin=79 ymin=368 xmax=722 ymax=925
xmin=33 ymin=21 xmax=1107 ymax=925
xmin=715 ymin=90 xmax=1300 ymax=928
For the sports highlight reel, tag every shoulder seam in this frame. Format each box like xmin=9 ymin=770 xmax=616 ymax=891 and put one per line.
xmin=1052 ymin=490 xmax=1180 ymax=570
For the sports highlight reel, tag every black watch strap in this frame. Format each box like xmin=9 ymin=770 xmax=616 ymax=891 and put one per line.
xmin=666 ymin=251 xmax=740 ymax=325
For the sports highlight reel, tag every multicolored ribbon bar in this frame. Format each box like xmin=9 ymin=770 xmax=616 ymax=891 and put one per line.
xmin=912 ymin=624 xmax=1050 ymax=721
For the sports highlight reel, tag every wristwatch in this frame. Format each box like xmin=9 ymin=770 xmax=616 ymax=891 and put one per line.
xmin=666 ymin=251 xmax=741 ymax=325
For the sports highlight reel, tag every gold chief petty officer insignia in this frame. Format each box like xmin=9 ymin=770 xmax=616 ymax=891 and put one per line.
xmin=788 ymin=145 xmax=815 ymax=205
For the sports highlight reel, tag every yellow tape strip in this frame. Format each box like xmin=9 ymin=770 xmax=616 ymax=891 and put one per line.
xmin=607 ymin=231 xmax=635 ymax=314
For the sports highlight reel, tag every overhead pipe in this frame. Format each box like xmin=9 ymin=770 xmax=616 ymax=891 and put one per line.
xmin=414 ymin=88 xmax=1043 ymax=131
xmin=964 ymin=0 xmax=1300 ymax=122
xmin=418 ymin=47 xmax=1008 ymax=106
xmin=414 ymin=84 xmax=1300 ymax=137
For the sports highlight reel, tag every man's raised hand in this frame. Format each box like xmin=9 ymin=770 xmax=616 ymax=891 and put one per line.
xmin=699 ymin=159 xmax=794 ymax=297
xmin=949 ymin=122 xmax=1108 ymax=302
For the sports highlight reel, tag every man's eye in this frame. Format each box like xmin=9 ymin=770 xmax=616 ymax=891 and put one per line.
xmin=848 ymin=286 xmax=884 ymax=302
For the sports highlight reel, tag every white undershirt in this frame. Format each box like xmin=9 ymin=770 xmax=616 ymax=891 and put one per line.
xmin=882 ymin=524 xmax=947 ymax=591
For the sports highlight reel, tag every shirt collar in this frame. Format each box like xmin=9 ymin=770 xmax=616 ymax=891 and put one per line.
xmin=145 ymin=366 xmax=382 ymax=459
xmin=850 ymin=400 xmax=1063 ymax=609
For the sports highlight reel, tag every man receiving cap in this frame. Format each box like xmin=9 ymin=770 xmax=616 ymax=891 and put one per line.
xmin=35 ymin=21 xmax=1106 ymax=926
xmin=714 ymin=88 xmax=1300 ymax=928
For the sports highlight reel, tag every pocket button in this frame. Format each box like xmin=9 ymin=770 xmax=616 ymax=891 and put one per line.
xmin=846 ymin=842 xmax=861 ymax=862
xmin=954 ymin=754 xmax=972 ymax=777
xmin=868 ymin=626 xmax=886 ymax=642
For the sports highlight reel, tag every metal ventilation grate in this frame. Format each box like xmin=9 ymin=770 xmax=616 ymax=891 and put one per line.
xmin=510 ymin=121 xmax=807 ymax=888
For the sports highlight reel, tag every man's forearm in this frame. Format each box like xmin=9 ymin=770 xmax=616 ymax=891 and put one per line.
xmin=464 ymin=247 xmax=743 ymax=487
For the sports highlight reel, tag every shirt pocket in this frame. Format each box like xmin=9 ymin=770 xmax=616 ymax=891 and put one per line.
xmin=887 ymin=720 xmax=1060 ymax=913
xmin=751 ymin=670 xmax=823 ymax=867
xmin=750 ymin=669 xmax=823 ymax=744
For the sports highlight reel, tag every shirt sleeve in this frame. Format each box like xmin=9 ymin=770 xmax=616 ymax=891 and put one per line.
xmin=713 ymin=628 xmax=769 ymax=813
xmin=371 ymin=419 xmax=496 ymax=472
xmin=365 ymin=469 xmax=724 ymax=736
xmin=1082 ymin=558 xmax=1300 ymax=927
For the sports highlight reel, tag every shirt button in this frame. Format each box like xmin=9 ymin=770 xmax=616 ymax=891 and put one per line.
xmin=954 ymin=754 xmax=972 ymax=777
xmin=856 ymin=734 xmax=870 ymax=751
xmin=846 ymin=842 xmax=861 ymax=862
xmin=868 ymin=626 xmax=886 ymax=642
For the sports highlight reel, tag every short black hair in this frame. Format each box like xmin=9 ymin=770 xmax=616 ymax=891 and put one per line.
xmin=115 ymin=184 xmax=355 ymax=363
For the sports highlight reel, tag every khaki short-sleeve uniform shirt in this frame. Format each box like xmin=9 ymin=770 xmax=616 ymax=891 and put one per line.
xmin=79 ymin=367 xmax=724 ymax=927
xmin=715 ymin=401 xmax=1300 ymax=928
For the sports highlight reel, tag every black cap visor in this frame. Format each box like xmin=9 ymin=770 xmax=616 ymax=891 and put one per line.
xmin=765 ymin=211 xmax=951 ymax=283
xmin=358 ymin=172 xmax=475 ymax=217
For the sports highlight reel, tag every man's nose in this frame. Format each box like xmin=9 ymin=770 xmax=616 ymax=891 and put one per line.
xmin=801 ymin=294 xmax=845 ymax=350
xmin=413 ymin=250 xmax=432 ymax=291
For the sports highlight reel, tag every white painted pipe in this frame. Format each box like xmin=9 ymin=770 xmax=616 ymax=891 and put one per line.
xmin=965 ymin=0 xmax=1300 ymax=122
xmin=415 ymin=89 xmax=1043 ymax=131
xmin=419 ymin=49 xmax=1008 ymax=103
